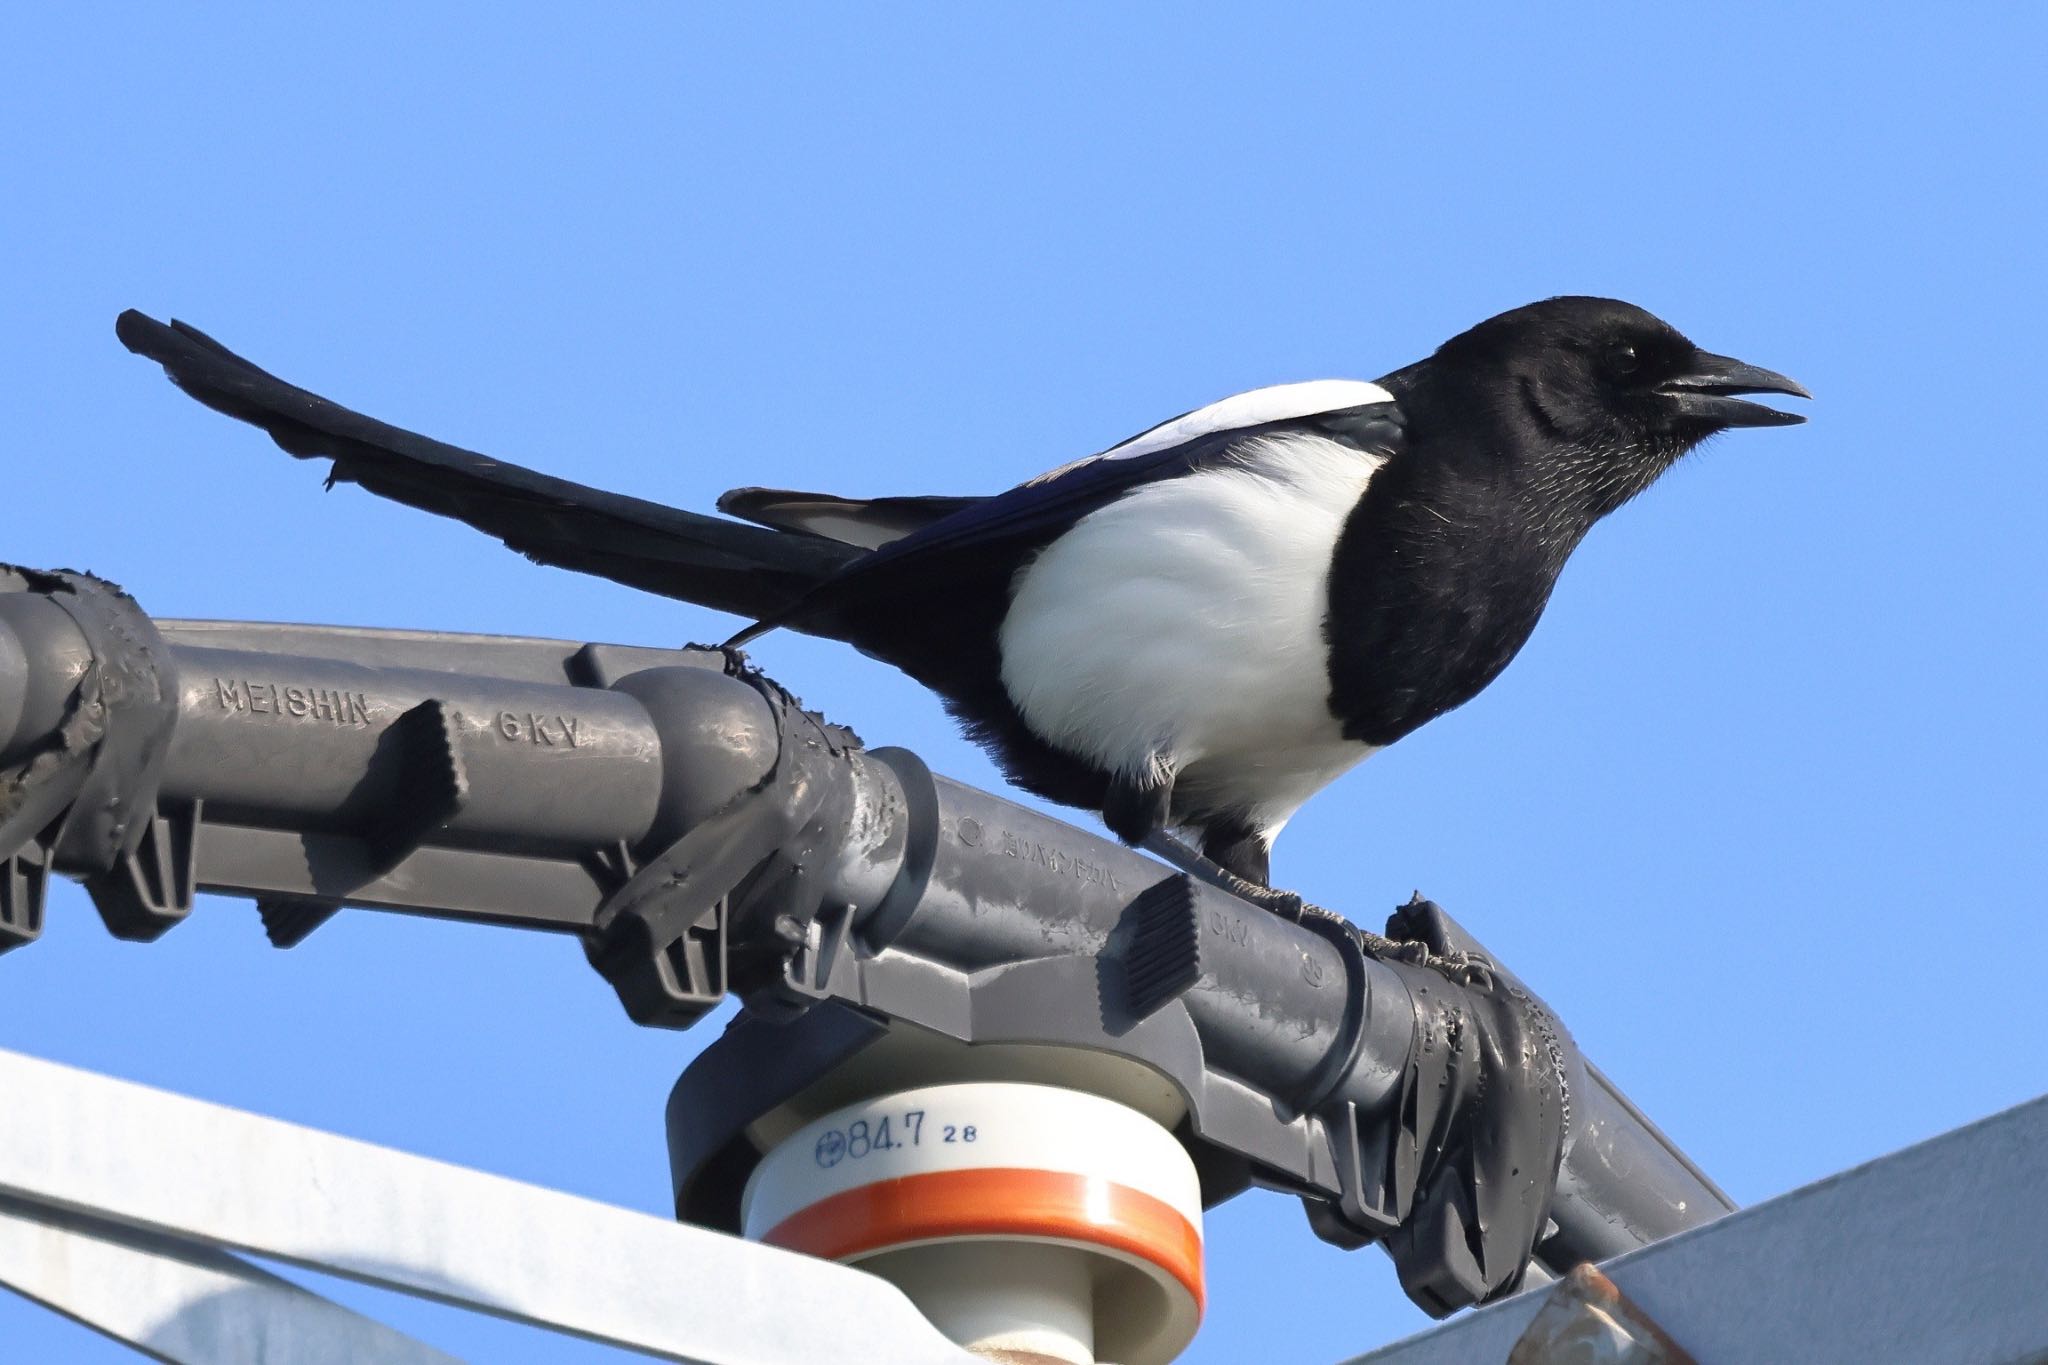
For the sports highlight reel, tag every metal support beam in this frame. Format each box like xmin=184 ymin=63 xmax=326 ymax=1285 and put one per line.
xmin=1345 ymin=1094 xmax=2048 ymax=1365
xmin=0 ymin=1195 xmax=461 ymax=1365
xmin=0 ymin=1049 xmax=972 ymax=1365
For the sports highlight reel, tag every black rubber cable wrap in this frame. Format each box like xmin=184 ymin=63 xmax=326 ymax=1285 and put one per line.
xmin=1300 ymin=896 xmax=1573 ymax=1314
xmin=583 ymin=649 xmax=864 ymax=1027
xmin=0 ymin=568 xmax=177 ymax=878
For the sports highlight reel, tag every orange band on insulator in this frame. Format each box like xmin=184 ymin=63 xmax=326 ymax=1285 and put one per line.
xmin=760 ymin=1166 xmax=1205 ymax=1313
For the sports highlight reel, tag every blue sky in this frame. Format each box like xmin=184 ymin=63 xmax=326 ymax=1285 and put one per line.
xmin=5 ymin=6 xmax=2045 ymax=1361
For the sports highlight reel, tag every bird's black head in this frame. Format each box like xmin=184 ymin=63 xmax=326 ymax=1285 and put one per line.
xmin=1399 ymin=295 xmax=1809 ymax=518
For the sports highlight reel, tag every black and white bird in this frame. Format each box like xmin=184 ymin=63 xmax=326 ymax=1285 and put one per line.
xmin=118 ymin=297 xmax=1806 ymax=892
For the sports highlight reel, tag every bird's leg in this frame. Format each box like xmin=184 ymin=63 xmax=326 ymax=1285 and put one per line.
xmin=1142 ymin=827 xmax=1295 ymax=908
xmin=1103 ymin=754 xmax=1178 ymax=849
xmin=1138 ymin=831 xmax=1416 ymax=958
xmin=691 ymin=641 xmax=755 ymax=678
xmin=1198 ymin=819 xmax=1273 ymax=889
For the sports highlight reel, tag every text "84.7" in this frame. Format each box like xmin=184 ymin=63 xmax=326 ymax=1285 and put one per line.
xmin=814 ymin=1112 xmax=979 ymax=1168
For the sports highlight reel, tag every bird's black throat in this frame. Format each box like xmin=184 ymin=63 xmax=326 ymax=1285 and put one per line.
xmin=1321 ymin=370 xmax=1686 ymax=748
xmin=1323 ymin=450 xmax=1587 ymax=747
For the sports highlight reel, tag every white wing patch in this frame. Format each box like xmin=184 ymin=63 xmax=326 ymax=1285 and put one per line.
xmin=1101 ymin=378 xmax=1395 ymax=461
xmin=1025 ymin=379 xmax=1396 ymax=487
xmin=999 ymin=430 xmax=1387 ymax=836
xmin=743 ymin=380 xmax=1395 ymax=549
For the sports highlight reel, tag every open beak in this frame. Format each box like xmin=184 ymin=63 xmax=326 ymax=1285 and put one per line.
xmin=1658 ymin=351 xmax=1811 ymax=427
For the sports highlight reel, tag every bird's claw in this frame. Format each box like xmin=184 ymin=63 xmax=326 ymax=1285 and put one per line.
xmin=693 ymin=642 xmax=754 ymax=677
xmin=1420 ymin=948 xmax=1496 ymax=990
xmin=1209 ymin=870 xmax=1308 ymax=921
xmin=1287 ymin=904 xmax=1501 ymax=991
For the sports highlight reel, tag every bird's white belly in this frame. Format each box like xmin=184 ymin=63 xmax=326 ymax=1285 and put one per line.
xmin=997 ymin=432 xmax=1384 ymax=833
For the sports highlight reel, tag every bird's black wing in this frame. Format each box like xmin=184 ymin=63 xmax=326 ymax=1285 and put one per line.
xmin=742 ymin=398 xmax=1406 ymax=643
xmin=869 ymin=404 xmax=1400 ymax=566
xmin=116 ymin=311 xmax=860 ymax=623
xmin=723 ymin=394 xmax=1406 ymax=816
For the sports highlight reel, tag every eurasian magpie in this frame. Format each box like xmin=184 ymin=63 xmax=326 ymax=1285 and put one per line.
xmin=116 ymin=297 xmax=1806 ymax=895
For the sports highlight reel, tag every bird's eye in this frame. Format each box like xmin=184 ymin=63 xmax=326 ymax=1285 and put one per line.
xmin=1606 ymin=344 xmax=1640 ymax=377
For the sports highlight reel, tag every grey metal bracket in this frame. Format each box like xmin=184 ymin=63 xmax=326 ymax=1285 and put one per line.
xmin=1124 ymin=873 xmax=1204 ymax=1019
xmin=363 ymin=699 xmax=470 ymax=872
xmin=84 ymin=797 xmax=201 ymax=940
xmin=0 ymin=842 xmax=52 ymax=952
xmin=255 ymin=893 xmax=341 ymax=949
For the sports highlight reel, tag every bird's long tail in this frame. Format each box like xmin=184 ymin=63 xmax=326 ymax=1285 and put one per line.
xmin=115 ymin=311 xmax=864 ymax=625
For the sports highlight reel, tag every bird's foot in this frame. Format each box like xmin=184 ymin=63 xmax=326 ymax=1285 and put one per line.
xmin=1197 ymin=869 xmax=1415 ymax=962
xmin=691 ymin=641 xmax=755 ymax=677
xmin=1380 ymin=894 xmax=1500 ymax=989
xmin=1394 ymin=940 xmax=1497 ymax=989
xmin=1219 ymin=875 xmax=1496 ymax=987
xmin=1250 ymin=889 xmax=1447 ymax=968
xmin=1345 ymin=913 xmax=1497 ymax=987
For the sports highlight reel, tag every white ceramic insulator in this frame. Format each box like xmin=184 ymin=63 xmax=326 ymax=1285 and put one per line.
xmin=742 ymin=1081 xmax=1204 ymax=1365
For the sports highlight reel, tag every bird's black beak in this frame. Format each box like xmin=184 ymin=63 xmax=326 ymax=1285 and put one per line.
xmin=1657 ymin=351 xmax=1811 ymax=427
